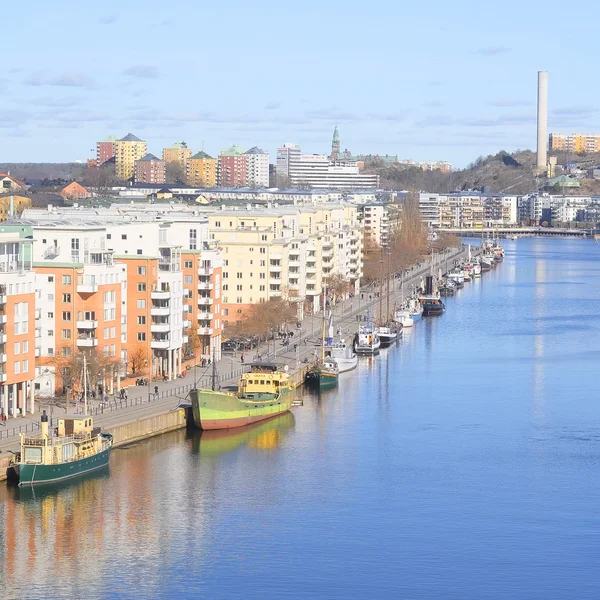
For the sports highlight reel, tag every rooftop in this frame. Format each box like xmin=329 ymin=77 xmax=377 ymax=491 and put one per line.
xmin=137 ymin=153 xmax=162 ymax=162
xmin=120 ymin=133 xmax=144 ymax=142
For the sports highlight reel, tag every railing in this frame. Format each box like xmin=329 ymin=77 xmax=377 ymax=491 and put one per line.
xmin=43 ymin=246 xmax=60 ymax=259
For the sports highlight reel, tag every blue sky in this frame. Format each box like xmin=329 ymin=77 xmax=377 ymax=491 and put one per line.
xmin=1 ymin=0 xmax=597 ymax=168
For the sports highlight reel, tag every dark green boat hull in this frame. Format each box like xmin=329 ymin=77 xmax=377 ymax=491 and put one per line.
xmin=16 ymin=447 xmax=111 ymax=486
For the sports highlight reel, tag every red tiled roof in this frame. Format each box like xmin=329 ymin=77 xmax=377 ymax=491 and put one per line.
xmin=0 ymin=174 xmax=26 ymax=187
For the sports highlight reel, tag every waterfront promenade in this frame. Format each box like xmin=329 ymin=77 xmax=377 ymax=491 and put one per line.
xmin=0 ymin=244 xmax=473 ymax=456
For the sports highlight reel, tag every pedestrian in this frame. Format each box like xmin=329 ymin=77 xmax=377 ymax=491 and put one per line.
xmin=124 ymin=390 xmax=128 ymax=400
xmin=103 ymin=394 xmax=109 ymax=404
xmin=241 ymin=354 xmax=244 ymax=364
xmin=208 ymin=358 xmax=211 ymax=366
xmin=1 ymin=412 xmax=5 ymax=426
xmin=361 ymin=293 xmax=364 ymax=300
xmin=201 ymin=358 xmax=206 ymax=367
xmin=304 ymin=338 xmax=307 ymax=345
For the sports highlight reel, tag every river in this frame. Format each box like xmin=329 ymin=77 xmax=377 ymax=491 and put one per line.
xmin=2 ymin=237 xmax=600 ymax=599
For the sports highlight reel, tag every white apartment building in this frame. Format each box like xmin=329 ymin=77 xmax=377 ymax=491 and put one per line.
xmin=362 ymin=205 xmax=390 ymax=247
xmin=245 ymin=147 xmax=270 ymax=187
xmin=276 ymin=143 xmax=301 ymax=180
xmin=289 ymin=154 xmax=379 ymax=189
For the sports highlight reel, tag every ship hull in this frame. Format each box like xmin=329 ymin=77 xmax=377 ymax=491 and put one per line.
xmin=191 ymin=388 xmax=293 ymax=430
xmin=378 ymin=333 xmax=398 ymax=347
xmin=422 ymin=302 xmax=445 ymax=316
xmin=16 ymin=447 xmax=111 ymax=486
xmin=335 ymin=356 xmax=358 ymax=373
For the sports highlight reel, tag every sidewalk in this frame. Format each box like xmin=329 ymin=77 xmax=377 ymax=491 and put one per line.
xmin=0 ymin=245 xmax=471 ymax=454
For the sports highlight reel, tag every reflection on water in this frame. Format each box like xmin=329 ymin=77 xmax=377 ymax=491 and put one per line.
xmin=3 ymin=238 xmax=600 ymax=599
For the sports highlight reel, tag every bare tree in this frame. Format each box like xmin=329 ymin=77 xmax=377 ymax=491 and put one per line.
xmin=165 ymin=161 xmax=186 ymax=184
xmin=128 ymin=345 xmax=148 ymax=376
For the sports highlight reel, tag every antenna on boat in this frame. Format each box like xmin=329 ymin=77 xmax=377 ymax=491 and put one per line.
xmin=211 ymin=345 xmax=217 ymax=391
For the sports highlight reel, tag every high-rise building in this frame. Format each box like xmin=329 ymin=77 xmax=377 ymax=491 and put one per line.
xmin=163 ymin=142 xmax=192 ymax=172
xmin=244 ymin=147 xmax=269 ymax=187
xmin=134 ymin=154 xmax=166 ymax=184
xmin=276 ymin=143 xmax=301 ymax=180
xmin=115 ymin=133 xmax=147 ymax=181
xmin=289 ymin=154 xmax=379 ymax=189
xmin=217 ymin=145 xmax=247 ymax=186
xmin=96 ymin=136 xmax=118 ymax=166
xmin=186 ymin=151 xmax=217 ymax=187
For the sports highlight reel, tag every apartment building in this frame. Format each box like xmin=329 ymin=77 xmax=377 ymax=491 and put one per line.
xmin=289 ymin=154 xmax=379 ymax=189
xmin=163 ymin=142 xmax=192 ymax=171
xmin=0 ymin=226 xmax=36 ymax=418
xmin=549 ymin=133 xmax=600 ymax=154
xmin=276 ymin=143 xmax=301 ymax=180
xmin=96 ymin=136 xmax=118 ymax=166
xmin=217 ymin=146 xmax=247 ymax=186
xmin=186 ymin=151 xmax=217 ymax=187
xmin=361 ymin=205 xmax=390 ymax=247
xmin=115 ymin=133 xmax=147 ymax=181
xmin=419 ymin=193 xmax=518 ymax=228
xmin=245 ymin=147 xmax=269 ymax=187
xmin=134 ymin=154 xmax=166 ymax=184
xmin=16 ymin=208 xmax=223 ymax=397
xmin=206 ymin=203 xmax=362 ymax=324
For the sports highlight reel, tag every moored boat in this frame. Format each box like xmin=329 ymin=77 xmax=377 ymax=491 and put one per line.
xmin=12 ymin=411 xmax=113 ymax=486
xmin=354 ymin=315 xmax=381 ymax=355
xmin=394 ymin=307 xmax=414 ymax=328
xmin=419 ymin=275 xmax=445 ymax=316
xmin=376 ymin=323 xmax=402 ymax=347
xmin=327 ymin=338 xmax=358 ymax=373
xmin=191 ymin=362 xmax=294 ymax=430
xmin=306 ymin=356 xmax=339 ymax=391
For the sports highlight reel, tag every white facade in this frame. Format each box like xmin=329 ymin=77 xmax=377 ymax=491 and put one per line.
xmin=245 ymin=148 xmax=270 ymax=187
xmin=289 ymin=155 xmax=379 ymax=189
xmin=276 ymin=143 xmax=301 ymax=179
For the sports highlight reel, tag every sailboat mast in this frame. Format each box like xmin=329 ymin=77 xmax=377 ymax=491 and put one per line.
xmin=379 ymin=248 xmax=384 ymax=325
xmin=322 ymin=281 xmax=327 ymax=363
xmin=386 ymin=247 xmax=390 ymax=323
xmin=83 ymin=354 xmax=88 ymax=416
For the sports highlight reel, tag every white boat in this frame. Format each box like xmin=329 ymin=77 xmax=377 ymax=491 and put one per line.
xmin=376 ymin=324 xmax=402 ymax=347
xmin=327 ymin=338 xmax=358 ymax=373
xmin=394 ymin=307 xmax=414 ymax=328
xmin=408 ymin=298 xmax=423 ymax=321
xmin=473 ymin=263 xmax=481 ymax=277
xmin=354 ymin=326 xmax=381 ymax=355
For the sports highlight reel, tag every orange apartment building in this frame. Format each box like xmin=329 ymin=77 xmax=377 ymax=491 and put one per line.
xmin=18 ymin=213 xmax=222 ymax=398
xmin=0 ymin=226 xmax=36 ymax=418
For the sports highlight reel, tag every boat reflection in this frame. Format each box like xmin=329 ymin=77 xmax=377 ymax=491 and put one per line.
xmin=189 ymin=411 xmax=295 ymax=456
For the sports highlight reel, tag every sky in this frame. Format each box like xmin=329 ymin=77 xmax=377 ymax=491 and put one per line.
xmin=1 ymin=0 xmax=598 ymax=168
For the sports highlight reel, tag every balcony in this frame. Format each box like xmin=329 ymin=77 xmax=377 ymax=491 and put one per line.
xmin=0 ymin=353 xmax=6 ymax=363
xmin=151 ymin=323 xmax=170 ymax=333
xmin=77 ymin=319 xmax=98 ymax=329
xmin=151 ymin=289 xmax=171 ymax=300
xmin=35 ymin=347 xmax=40 ymax=357
xmin=77 ymin=282 xmax=99 ymax=294
xmin=0 ymin=333 xmax=7 ymax=344
xmin=198 ymin=297 xmax=214 ymax=306
xmin=158 ymin=258 xmax=181 ymax=272
xmin=151 ymin=339 xmax=170 ymax=350
xmin=198 ymin=266 xmax=214 ymax=276
xmin=197 ymin=327 xmax=213 ymax=335
xmin=197 ymin=311 xmax=213 ymax=320
xmin=197 ymin=282 xmax=214 ymax=291
xmin=269 ymin=264 xmax=282 ymax=272
xmin=0 ymin=372 xmax=6 ymax=383
xmin=183 ymin=304 xmax=192 ymax=313
xmin=0 ymin=314 xmax=6 ymax=324
xmin=35 ymin=328 xmax=40 ymax=339
xmin=183 ymin=318 xmax=191 ymax=328
xmin=77 ymin=335 xmax=98 ymax=348
xmin=150 ymin=306 xmax=170 ymax=317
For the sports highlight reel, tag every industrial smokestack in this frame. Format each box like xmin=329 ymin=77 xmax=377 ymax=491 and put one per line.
xmin=425 ymin=275 xmax=433 ymax=296
xmin=537 ymin=71 xmax=548 ymax=170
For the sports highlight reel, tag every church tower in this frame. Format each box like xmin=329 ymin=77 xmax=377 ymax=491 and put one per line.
xmin=330 ymin=126 xmax=340 ymax=161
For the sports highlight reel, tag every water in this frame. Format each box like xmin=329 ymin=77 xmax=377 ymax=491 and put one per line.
xmin=3 ymin=237 xmax=600 ymax=599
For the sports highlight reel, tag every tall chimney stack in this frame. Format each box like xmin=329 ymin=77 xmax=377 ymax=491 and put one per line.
xmin=537 ymin=71 xmax=548 ymax=170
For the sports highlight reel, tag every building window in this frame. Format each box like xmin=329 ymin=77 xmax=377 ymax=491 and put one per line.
xmin=184 ymin=275 xmax=192 ymax=284
xmin=189 ymin=229 xmax=197 ymax=250
xmin=62 ymin=311 xmax=71 ymax=321
xmin=62 ymin=329 xmax=71 ymax=340
xmin=62 ymin=347 xmax=71 ymax=357
xmin=14 ymin=362 xmax=20 ymax=375
xmin=260 ymin=285 xmax=265 ymax=291
xmin=237 ymin=272 xmax=242 ymax=279
xmin=122 ymin=234 xmax=127 ymax=240
xmin=137 ymin=316 xmax=146 ymax=325
xmin=14 ymin=342 xmax=20 ymax=355
xmin=184 ymin=260 xmax=193 ymax=269
xmin=137 ymin=283 xmax=146 ymax=292
xmin=223 ymin=284 xmax=228 ymax=291
xmin=137 ymin=249 xmax=142 ymax=255
xmin=22 ymin=360 xmax=28 ymax=373
xmin=137 ymin=333 xmax=146 ymax=342
xmin=137 ymin=299 xmax=146 ymax=309
xmin=47 ymin=312 xmax=53 ymax=318
xmin=62 ymin=275 xmax=71 ymax=285
xmin=22 ymin=340 xmax=28 ymax=353
xmin=137 ymin=266 xmax=146 ymax=275
xmin=236 ymin=297 xmax=242 ymax=304
xmin=48 ymin=330 xmax=54 ymax=337
xmin=236 ymin=285 xmax=242 ymax=291
xmin=62 ymin=293 xmax=71 ymax=303
xmin=260 ymin=273 xmax=265 ymax=279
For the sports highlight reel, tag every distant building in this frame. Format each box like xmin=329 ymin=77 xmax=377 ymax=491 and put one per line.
xmin=60 ymin=182 xmax=91 ymax=200
xmin=115 ymin=133 xmax=147 ymax=181
xmin=217 ymin=145 xmax=247 ymax=186
xmin=96 ymin=135 xmax=118 ymax=166
xmin=276 ymin=143 xmax=301 ymax=180
xmin=186 ymin=151 xmax=217 ymax=187
xmin=163 ymin=142 xmax=192 ymax=172
xmin=244 ymin=147 xmax=269 ymax=187
xmin=361 ymin=204 xmax=390 ymax=247
xmin=0 ymin=174 xmax=26 ymax=193
xmin=0 ymin=195 xmax=31 ymax=221
xmin=134 ymin=154 xmax=166 ymax=184
xmin=330 ymin=126 xmax=341 ymax=160
xmin=289 ymin=154 xmax=379 ymax=189
xmin=550 ymin=133 xmax=600 ymax=154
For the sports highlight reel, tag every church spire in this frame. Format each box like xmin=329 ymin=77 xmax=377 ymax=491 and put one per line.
xmin=331 ymin=125 xmax=340 ymax=160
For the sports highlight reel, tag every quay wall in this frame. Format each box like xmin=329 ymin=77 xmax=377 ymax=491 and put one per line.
xmin=106 ymin=409 xmax=187 ymax=448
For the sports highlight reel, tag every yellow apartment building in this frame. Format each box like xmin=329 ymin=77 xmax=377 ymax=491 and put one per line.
xmin=549 ymin=133 xmax=600 ymax=154
xmin=115 ymin=133 xmax=147 ymax=181
xmin=163 ymin=142 xmax=192 ymax=172
xmin=186 ymin=151 xmax=217 ymax=187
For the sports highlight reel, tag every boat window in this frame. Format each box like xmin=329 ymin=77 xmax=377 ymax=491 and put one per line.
xmin=274 ymin=381 xmax=279 ymax=387
xmin=265 ymin=380 xmax=271 ymax=385
xmin=24 ymin=447 xmax=42 ymax=464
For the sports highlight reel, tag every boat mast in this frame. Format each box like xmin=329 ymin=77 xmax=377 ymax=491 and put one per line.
xmin=379 ymin=247 xmax=384 ymax=325
xmin=211 ymin=345 xmax=217 ymax=391
xmin=83 ymin=354 xmax=88 ymax=416
xmin=386 ymin=246 xmax=391 ymax=323
xmin=321 ymin=280 xmax=327 ymax=363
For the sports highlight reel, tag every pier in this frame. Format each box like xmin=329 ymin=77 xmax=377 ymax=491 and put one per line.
xmin=0 ymin=243 xmax=477 ymax=481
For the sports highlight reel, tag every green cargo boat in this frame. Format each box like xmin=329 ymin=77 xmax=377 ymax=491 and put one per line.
xmin=190 ymin=362 xmax=294 ymax=430
xmin=13 ymin=411 xmax=113 ymax=486
xmin=306 ymin=357 xmax=339 ymax=391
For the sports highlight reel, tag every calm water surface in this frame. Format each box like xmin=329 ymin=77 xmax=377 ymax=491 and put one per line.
xmin=2 ymin=238 xmax=600 ymax=599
